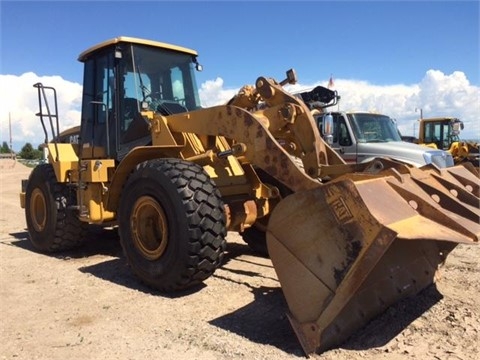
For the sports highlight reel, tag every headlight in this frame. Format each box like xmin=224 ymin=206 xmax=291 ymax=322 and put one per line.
xmin=423 ymin=151 xmax=454 ymax=168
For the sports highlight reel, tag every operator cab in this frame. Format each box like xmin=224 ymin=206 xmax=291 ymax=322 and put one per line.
xmin=77 ymin=36 xmax=203 ymax=161
xmin=422 ymin=117 xmax=463 ymax=150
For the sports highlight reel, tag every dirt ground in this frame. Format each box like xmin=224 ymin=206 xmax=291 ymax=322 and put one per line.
xmin=1 ymin=160 xmax=478 ymax=360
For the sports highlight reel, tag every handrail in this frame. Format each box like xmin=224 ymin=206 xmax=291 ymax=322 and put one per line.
xmin=33 ymin=83 xmax=60 ymax=161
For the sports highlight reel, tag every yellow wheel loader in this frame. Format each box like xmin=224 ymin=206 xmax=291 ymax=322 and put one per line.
xmin=408 ymin=117 xmax=480 ymax=167
xmin=20 ymin=37 xmax=479 ymax=355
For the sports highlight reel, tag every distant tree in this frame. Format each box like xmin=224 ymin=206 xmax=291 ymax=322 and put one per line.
xmin=19 ymin=143 xmax=34 ymax=159
xmin=1 ymin=141 xmax=10 ymax=154
xmin=19 ymin=143 xmax=42 ymax=160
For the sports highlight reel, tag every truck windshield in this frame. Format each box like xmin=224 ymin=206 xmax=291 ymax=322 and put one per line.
xmin=348 ymin=113 xmax=402 ymax=143
xmin=123 ymin=44 xmax=202 ymax=112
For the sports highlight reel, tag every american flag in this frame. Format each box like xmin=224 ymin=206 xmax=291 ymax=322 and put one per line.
xmin=328 ymin=74 xmax=334 ymax=89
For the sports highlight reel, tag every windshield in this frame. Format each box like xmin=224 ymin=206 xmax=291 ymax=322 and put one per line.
xmin=122 ymin=44 xmax=202 ymax=113
xmin=348 ymin=113 xmax=402 ymax=142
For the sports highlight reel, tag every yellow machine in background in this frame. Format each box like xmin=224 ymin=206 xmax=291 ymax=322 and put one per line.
xmin=412 ymin=117 xmax=479 ymax=166
xmin=20 ymin=37 xmax=479 ymax=355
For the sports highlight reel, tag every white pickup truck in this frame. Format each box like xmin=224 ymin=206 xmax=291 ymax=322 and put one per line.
xmin=296 ymin=86 xmax=454 ymax=168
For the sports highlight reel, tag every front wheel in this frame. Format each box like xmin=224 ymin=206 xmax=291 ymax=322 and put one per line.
xmin=242 ymin=224 xmax=269 ymax=258
xmin=25 ymin=164 xmax=87 ymax=252
xmin=118 ymin=158 xmax=227 ymax=292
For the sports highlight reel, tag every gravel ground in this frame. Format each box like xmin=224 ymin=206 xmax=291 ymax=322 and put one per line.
xmin=1 ymin=160 xmax=478 ymax=360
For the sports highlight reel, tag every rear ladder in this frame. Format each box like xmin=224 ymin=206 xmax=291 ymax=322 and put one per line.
xmin=33 ymin=82 xmax=60 ymax=162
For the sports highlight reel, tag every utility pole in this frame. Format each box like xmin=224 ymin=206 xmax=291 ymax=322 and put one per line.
xmin=8 ymin=112 xmax=15 ymax=159
xmin=9 ymin=112 xmax=13 ymax=157
xmin=415 ymin=107 xmax=423 ymax=120
xmin=414 ymin=108 xmax=423 ymax=137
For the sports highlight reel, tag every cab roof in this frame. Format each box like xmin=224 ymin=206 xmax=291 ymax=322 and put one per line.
xmin=78 ymin=36 xmax=198 ymax=62
xmin=419 ymin=117 xmax=460 ymax=123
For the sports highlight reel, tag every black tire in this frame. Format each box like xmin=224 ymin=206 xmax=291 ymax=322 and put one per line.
xmin=242 ymin=224 xmax=269 ymax=258
xmin=25 ymin=164 xmax=87 ymax=252
xmin=118 ymin=158 xmax=227 ymax=292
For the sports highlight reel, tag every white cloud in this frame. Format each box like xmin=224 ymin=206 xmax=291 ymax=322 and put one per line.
xmin=288 ymin=71 xmax=480 ymax=140
xmin=1 ymin=70 xmax=479 ymax=151
xmin=198 ymin=77 xmax=237 ymax=107
xmin=0 ymin=72 xmax=82 ymax=149
xmin=198 ymin=70 xmax=479 ymax=140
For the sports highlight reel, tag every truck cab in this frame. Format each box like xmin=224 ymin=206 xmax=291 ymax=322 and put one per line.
xmin=316 ymin=111 xmax=454 ymax=168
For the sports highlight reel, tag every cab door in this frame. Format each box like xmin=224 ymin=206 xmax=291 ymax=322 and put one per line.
xmin=331 ymin=114 xmax=357 ymax=164
xmin=79 ymin=50 xmax=116 ymax=160
xmin=77 ymin=49 xmax=118 ymax=222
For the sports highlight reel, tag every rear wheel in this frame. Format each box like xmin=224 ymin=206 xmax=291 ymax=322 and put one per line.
xmin=25 ymin=164 xmax=87 ymax=252
xmin=118 ymin=158 xmax=227 ymax=292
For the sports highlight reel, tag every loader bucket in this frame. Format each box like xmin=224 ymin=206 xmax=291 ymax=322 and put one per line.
xmin=266 ymin=163 xmax=479 ymax=356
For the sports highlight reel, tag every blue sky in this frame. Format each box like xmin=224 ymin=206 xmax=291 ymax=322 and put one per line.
xmin=1 ymin=0 xmax=479 ymax=149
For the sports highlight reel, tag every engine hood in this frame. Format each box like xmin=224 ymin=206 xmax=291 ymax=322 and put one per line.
xmin=356 ymin=141 xmax=454 ymax=168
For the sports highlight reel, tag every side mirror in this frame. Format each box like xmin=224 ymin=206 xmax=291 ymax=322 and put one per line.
xmin=193 ymin=56 xmax=203 ymax=72
xmin=452 ymin=122 xmax=462 ymax=135
xmin=323 ymin=114 xmax=334 ymax=145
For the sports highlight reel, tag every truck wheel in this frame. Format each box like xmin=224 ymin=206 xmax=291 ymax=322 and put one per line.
xmin=118 ymin=158 xmax=227 ymax=292
xmin=25 ymin=164 xmax=87 ymax=252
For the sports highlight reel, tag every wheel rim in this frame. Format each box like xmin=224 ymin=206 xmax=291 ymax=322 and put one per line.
xmin=130 ymin=196 xmax=169 ymax=261
xmin=30 ymin=188 xmax=47 ymax=232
